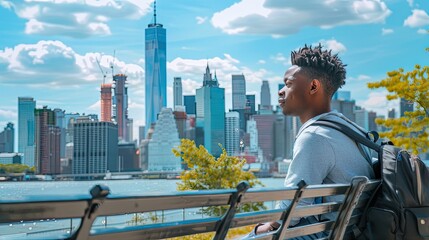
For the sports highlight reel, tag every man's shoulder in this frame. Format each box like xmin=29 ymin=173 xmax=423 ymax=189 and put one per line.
xmin=299 ymin=114 xmax=360 ymax=141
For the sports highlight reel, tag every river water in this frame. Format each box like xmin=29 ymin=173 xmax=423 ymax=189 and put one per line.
xmin=0 ymin=178 xmax=284 ymax=239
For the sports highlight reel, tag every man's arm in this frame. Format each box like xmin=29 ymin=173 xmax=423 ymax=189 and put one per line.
xmin=251 ymin=132 xmax=336 ymax=236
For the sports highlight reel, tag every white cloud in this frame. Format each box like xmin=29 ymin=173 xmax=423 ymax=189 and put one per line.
xmin=417 ymin=28 xmax=428 ymax=34
xmin=196 ymin=16 xmax=207 ymax=24
xmin=271 ymin=53 xmax=290 ymax=65
xmin=128 ymin=99 xmax=144 ymax=111
xmin=0 ymin=1 xmax=12 ymax=9
xmin=87 ymin=100 xmax=100 ymax=112
xmin=0 ymin=109 xmax=17 ymax=119
xmin=357 ymin=91 xmax=399 ymax=116
xmin=258 ymin=60 xmax=266 ymax=64
xmin=138 ymin=58 xmax=145 ymax=65
xmin=224 ymin=53 xmax=240 ymax=64
xmin=0 ymin=0 xmax=153 ymax=38
xmin=357 ymin=75 xmax=371 ymax=81
xmin=0 ymin=40 xmax=144 ymax=89
xmin=316 ymin=39 xmax=347 ymax=53
xmin=407 ymin=0 xmax=414 ymax=7
xmin=182 ymin=79 xmax=201 ymax=95
xmin=211 ymin=0 xmax=391 ymax=37
xmin=381 ymin=28 xmax=394 ymax=35
xmin=404 ymin=9 xmax=429 ymax=28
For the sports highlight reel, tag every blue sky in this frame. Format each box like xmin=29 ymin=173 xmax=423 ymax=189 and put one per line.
xmin=0 ymin=0 xmax=428 ymax=140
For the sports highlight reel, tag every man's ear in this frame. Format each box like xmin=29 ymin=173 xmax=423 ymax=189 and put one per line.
xmin=309 ymin=79 xmax=321 ymax=95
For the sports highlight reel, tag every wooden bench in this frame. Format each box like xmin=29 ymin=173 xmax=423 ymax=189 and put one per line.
xmin=0 ymin=176 xmax=380 ymax=240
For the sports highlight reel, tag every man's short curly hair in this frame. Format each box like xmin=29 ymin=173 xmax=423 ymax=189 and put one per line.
xmin=291 ymin=44 xmax=346 ymax=97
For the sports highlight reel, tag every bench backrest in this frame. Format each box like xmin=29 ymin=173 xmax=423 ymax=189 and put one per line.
xmin=0 ymin=177 xmax=380 ymax=240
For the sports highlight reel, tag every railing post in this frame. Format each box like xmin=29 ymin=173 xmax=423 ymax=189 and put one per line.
xmin=213 ymin=181 xmax=250 ymax=240
xmin=273 ymin=180 xmax=308 ymax=240
xmin=69 ymin=184 xmax=110 ymax=240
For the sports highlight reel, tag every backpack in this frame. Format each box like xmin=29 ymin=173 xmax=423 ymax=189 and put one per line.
xmin=312 ymin=119 xmax=429 ymax=240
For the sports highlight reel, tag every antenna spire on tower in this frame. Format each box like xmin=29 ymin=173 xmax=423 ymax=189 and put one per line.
xmin=154 ymin=0 xmax=157 ymax=25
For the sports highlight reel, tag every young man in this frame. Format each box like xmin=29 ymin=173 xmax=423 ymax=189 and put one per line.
xmin=247 ymin=45 xmax=375 ymax=238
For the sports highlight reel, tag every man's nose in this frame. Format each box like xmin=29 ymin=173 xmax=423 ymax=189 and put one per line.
xmin=278 ymin=88 xmax=285 ymax=97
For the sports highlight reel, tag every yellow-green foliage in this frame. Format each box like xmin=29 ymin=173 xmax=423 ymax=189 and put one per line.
xmin=166 ymin=225 xmax=254 ymax=240
xmin=127 ymin=212 xmax=159 ymax=226
xmin=368 ymin=64 xmax=429 ymax=154
xmin=172 ymin=139 xmax=265 ymax=216
xmin=0 ymin=164 xmax=34 ymax=174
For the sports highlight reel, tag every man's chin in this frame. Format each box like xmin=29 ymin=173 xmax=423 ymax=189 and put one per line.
xmin=281 ymin=108 xmax=298 ymax=117
xmin=282 ymin=109 xmax=292 ymax=116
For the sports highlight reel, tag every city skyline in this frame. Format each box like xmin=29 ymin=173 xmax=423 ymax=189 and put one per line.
xmin=1 ymin=0 xmax=429 ymax=141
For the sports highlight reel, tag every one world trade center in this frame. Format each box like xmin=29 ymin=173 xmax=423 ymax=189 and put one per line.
xmin=145 ymin=1 xmax=166 ymax=136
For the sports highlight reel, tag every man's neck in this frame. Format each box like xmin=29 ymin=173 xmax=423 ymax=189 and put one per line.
xmin=299 ymin=106 xmax=331 ymax=124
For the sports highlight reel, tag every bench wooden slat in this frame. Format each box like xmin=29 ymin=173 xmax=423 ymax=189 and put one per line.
xmin=241 ymin=184 xmax=350 ymax=204
xmin=285 ymin=220 xmax=334 ymax=239
xmin=88 ymin=217 xmax=220 ymax=240
xmin=294 ymin=202 xmax=342 ymax=218
xmin=0 ymin=200 xmax=88 ymax=223
xmin=99 ymin=193 xmax=232 ymax=216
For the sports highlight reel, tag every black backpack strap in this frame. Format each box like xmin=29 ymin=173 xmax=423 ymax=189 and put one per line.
xmin=311 ymin=119 xmax=381 ymax=153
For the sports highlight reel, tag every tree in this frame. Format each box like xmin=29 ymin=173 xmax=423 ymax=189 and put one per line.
xmin=0 ymin=163 xmax=32 ymax=173
xmin=172 ymin=139 xmax=265 ymax=216
xmin=367 ymin=63 xmax=429 ymax=154
xmin=127 ymin=212 xmax=160 ymax=226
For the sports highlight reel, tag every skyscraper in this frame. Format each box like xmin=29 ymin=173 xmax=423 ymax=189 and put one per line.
xmin=246 ymin=118 xmax=258 ymax=153
xmin=145 ymin=1 xmax=167 ymax=134
xmin=184 ymin=95 xmax=196 ymax=115
xmin=100 ymin=83 xmax=112 ymax=122
xmin=139 ymin=125 xmax=145 ymax=144
xmin=173 ymin=106 xmax=187 ymax=139
xmin=252 ymin=114 xmax=277 ymax=162
xmin=400 ymin=98 xmax=414 ymax=117
xmin=388 ymin=108 xmax=396 ymax=119
xmin=331 ymin=98 xmax=356 ymax=121
xmin=225 ymin=111 xmax=240 ymax=156
xmin=368 ymin=111 xmax=377 ymax=132
xmin=333 ymin=90 xmax=351 ymax=101
xmin=18 ymin=97 xmax=36 ymax=167
xmin=246 ymin=94 xmax=256 ymax=115
xmin=73 ymin=119 xmax=118 ymax=174
xmin=113 ymin=74 xmax=129 ymax=140
xmin=260 ymin=80 xmax=271 ymax=111
xmin=354 ymin=107 xmax=369 ymax=130
xmin=232 ymin=74 xmax=246 ymax=110
xmin=118 ymin=142 xmax=140 ymax=172
xmin=196 ymin=64 xmax=225 ymax=157
xmin=273 ymin=114 xmax=287 ymax=161
xmin=64 ymin=112 xmax=81 ymax=144
xmin=53 ymin=108 xmax=66 ymax=158
xmin=148 ymin=108 xmax=181 ymax=171
xmin=35 ymin=107 xmax=61 ymax=174
xmin=0 ymin=122 xmax=14 ymax=153
xmin=173 ymin=77 xmax=183 ymax=108
xmin=125 ymin=118 xmax=133 ymax=142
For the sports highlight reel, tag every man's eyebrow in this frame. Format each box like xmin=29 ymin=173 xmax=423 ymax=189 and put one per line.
xmin=285 ymin=75 xmax=295 ymax=81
